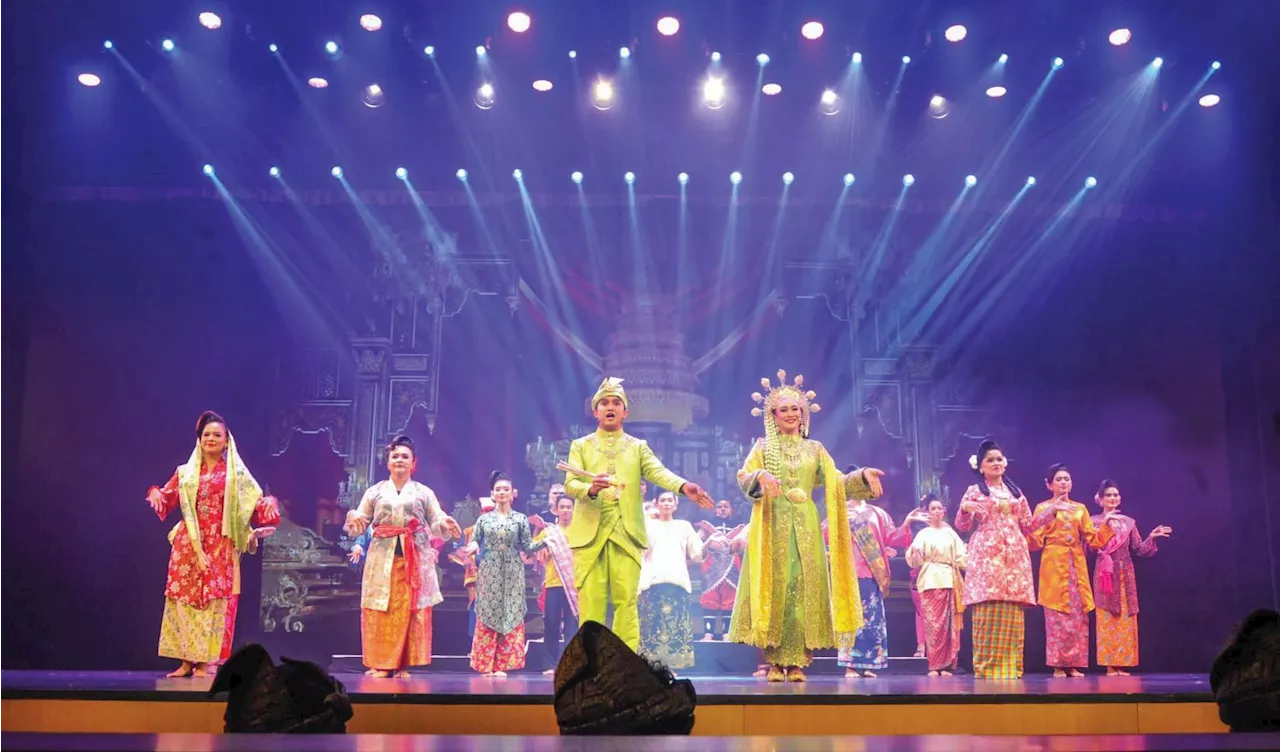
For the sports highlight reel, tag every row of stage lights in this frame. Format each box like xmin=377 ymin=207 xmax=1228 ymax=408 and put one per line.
xmin=86 ymin=40 xmax=1225 ymax=113
xmin=153 ymin=10 xmax=1163 ymax=51
xmin=201 ymin=164 xmax=1100 ymax=190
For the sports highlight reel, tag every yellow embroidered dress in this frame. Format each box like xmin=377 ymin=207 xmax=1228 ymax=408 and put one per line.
xmin=729 ymin=435 xmax=873 ymax=666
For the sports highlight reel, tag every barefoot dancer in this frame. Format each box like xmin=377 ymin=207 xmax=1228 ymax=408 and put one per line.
xmin=466 ymin=471 xmax=546 ymax=676
xmin=1091 ymin=479 xmax=1171 ymax=675
xmin=1030 ymin=464 xmax=1115 ymax=678
xmin=344 ymin=435 xmax=461 ymax=678
xmin=956 ymin=439 xmax=1057 ymax=680
xmin=147 ymin=411 xmax=279 ymax=678
xmin=906 ymin=498 xmax=967 ymax=676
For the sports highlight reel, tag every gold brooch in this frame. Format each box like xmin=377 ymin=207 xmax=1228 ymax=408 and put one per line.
xmin=785 ymin=487 xmax=807 ymax=505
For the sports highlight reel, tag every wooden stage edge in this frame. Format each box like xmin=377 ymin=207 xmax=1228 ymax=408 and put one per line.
xmin=0 ymin=670 xmax=1228 ymax=736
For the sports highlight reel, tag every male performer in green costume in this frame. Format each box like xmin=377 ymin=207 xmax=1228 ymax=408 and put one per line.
xmin=563 ymin=378 xmax=714 ymax=650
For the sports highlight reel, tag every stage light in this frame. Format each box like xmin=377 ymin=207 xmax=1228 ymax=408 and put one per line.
xmin=363 ymin=83 xmax=386 ymax=108
xmin=620 ymin=46 xmax=631 ymax=59
xmin=703 ymin=77 xmax=726 ymax=109
xmin=162 ymin=39 xmax=176 ymax=52
xmin=782 ymin=172 xmax=794 ymax=185
xmin=592 ymin=79 xmax=614 ymax=110
xmin=456 ymin=169 xmax=468 ymax=180
xmin=730 ymin=171 xmax=742 ymax=185
xmin=819 ymin=89 xmax=841 ymax=115
xmin=903 ymin=174 xmax=915 ymax=186
xmin=852 ymin=52 xmax=863 ymax=64
xmin=476 ymin=45 xmax=487 ymax=57
xmin=308 ymin=77 xmax=329 ymax=89
xmin=202 ymin=164 xmax=214 ymax=176
xmin=331 ymin=166 xmax=343 ymax=178
xmin=269 ymin=166 xmax=280 ymax=178
xmin=103 ymin=40 xmax=114 ymax=49
xmin=902 ymin=55 xmax=912 ymax=64
xmin=756 ymin=53 xmax=770 ymax=65
xmin=325 ymin=41 xmax=339 ymax=55
xmin=571 ymin=171 xmax=583 ymax=184
xmin=1108 ymin=28 xmax=1132 ymax=46
xmin=843 ymin=173 xmax=855 ymax=186
xmin=532 ymin=79 xmax=553 ymax=92
xmin=929 ymin=95 xmax=951 ymax=119
xmin=657 ymin=16 xmax=680 ymax=36
xmin=1026 ymin=176 xmax=1037 ymax=186
xmin=944 ymin=25 xmax=967 ymax=42
xmin=1152 ymin=57 xmax=1164 ymax=69
xmin=986 ymin=85 xmax=1007 ymax=98
xmin=1052 ymin=57 xmax=1064 ymax=69
xmin=762 ymin=83 xmax=782 ymax=96
xmin=1085 ymin=176 xmax=1098 ymax=188
xmin=360 ymin=14 xmax=382 ymax=32
xmin=396 ymin=167 xmax=408 ymax=180
xmin=998 ymin=53 xmax=1008 ymax=64
xmin=1199 ymin=93 xmax=1221 ymax=107
xmin=198 ymin=12 xmax=222 ymax=30
xmin=268 ymin=43 xmax=279 ymax=53
xmin=801 ymin=21 xmax=824 ymax=40
xmin=475 ymin=82 xmax=495 ymax=109
xmin=711 ymin=51 xmax=721 ymax=62
xmin=624 ymin=171 xmax=636 ymax=184
xmin=424 ymin=45 xmax=435 ymax=56
xmin=508 ymin=11 xmax=531 ymax=33
xmin=512 ymin=169 xmax=523 ymax=180
xmin=568 ymin=50 xmax=577 ymax=59
xmin=1211 ymin=60 xmax=1221 ymax=70
xmin=678 ymin=172 xmax=689 ymax=185
xmin=965 ymin=175 xmax=977 ymax=187
xmin=77 ymin=73 xmax=101 ymax=87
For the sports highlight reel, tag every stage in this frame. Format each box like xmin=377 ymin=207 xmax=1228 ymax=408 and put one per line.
xmin=1 ymin=671 xmax=1228 ymax=737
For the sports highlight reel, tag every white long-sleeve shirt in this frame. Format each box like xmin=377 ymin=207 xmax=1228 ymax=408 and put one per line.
xmin=906 ymin=525 xmax=968 ymax=592
xmin=639 ymin=518 xmax=703 ymax=593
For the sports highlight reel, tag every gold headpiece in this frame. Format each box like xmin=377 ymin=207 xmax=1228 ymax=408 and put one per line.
xmin=750 ymin=369 xmax=819 ymax=437
xmin=591 ymin=377 xmax=628 ymax=410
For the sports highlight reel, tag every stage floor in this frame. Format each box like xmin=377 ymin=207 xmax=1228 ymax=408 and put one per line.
xmin=0 ymin=669 xmax=1214 ymax=702
xmin=1 ymin=671 xmax=1228 ymax=736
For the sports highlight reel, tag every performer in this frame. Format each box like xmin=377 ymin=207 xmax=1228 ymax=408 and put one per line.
xmin=147 ymin=411 xmax=279 ymax=678
xmin=829 ymin=493 xmax=916 ymax=678
xmin=697 ymin=499 xmax=747 ymax=641
xmin=730 ymin=371 xmax=886 ymax=683
xmin=1030 ymin=463 xmax=1115 ymax=678
xmin=908 ymin=494 xmax=937 ymax=659
xmin=344 ymin=435 xmax=460 ymax=678
xmin=535 ymin=493 xmax=579 ymax=674
xmin=955 ymin=438 xmax=1057 ymax=680
xmin=448 ymin=497 xmax=496 ymax=641
xmin=562 ymin=378 xmax=713 ymax=652
xmin=465 ymin=471 xmax=546 ymax=676
xmin=638 ymin=491 xmax=705 ymax=670
xmin=906 ymin=497 xmax=968 ymax=676
xmin=1091 ymin=479 xmax=1171 ymax=675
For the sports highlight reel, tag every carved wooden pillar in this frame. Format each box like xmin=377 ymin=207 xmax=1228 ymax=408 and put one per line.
xmin=350 ymin=337 xmax=391 ymax=493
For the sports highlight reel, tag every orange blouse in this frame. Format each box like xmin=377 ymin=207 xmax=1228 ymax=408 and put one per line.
xmin=1028 ymin=500 xmax=1113 ymax=613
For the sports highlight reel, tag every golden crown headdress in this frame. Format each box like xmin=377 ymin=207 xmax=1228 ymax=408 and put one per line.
xmin=750 ymin=370 xmax=820 ymax=437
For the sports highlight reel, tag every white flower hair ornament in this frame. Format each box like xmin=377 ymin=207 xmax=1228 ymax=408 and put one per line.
xmin=968 ymin=454 xmax=979 ymax=471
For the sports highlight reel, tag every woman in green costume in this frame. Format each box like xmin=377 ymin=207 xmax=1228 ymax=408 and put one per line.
xmin=728 ymin=371 xmax=886 ymax=682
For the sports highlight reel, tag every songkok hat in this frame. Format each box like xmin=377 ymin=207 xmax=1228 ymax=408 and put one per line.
xmin=591 ymin=377 xmax=628 ymax=410
xmin=553 ymin=621 xmax=696 ymax=735
xmin=1211 ymin=609 xmax=1280 ymax=732
xmin=209 ymin=644 xmax=353 ymax=733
